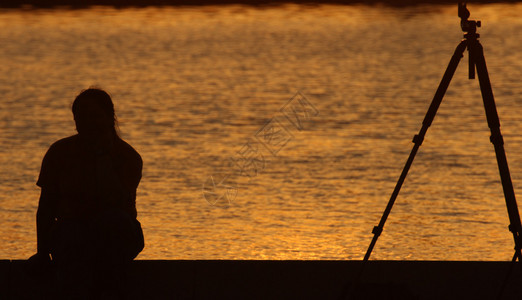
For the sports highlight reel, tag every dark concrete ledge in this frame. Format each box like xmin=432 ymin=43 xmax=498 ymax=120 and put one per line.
xmin=1 ymin=260 xmax=522 ymax=299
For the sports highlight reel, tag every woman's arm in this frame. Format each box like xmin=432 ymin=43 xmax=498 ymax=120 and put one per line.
xmin=27 ymin=188 xmax=57 ymax=270
xmin=36 ymin=188 xmax=57 ymax=255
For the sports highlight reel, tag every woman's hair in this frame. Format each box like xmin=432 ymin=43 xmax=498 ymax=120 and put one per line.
xmin=72 ymin=88 xmax=120 ymax=137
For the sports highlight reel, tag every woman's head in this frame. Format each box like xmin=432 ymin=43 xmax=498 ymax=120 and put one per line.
xmin=72 ymin=88 xmax=119 ymax=139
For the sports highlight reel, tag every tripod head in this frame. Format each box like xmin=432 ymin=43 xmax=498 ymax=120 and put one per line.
xmin=459 ymin=2 xmax=481 ymax=38
xmin=459 ymin=2 xmax=481 ymax=79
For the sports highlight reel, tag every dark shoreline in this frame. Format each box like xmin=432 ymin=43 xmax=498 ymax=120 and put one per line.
xmin=2 ymin=260 xmax=522 ymax=299
xmin=1 ymin=0 xmax=522 ymax=9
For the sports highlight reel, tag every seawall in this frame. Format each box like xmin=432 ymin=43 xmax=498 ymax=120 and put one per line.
xmin=1 ymin=260 xmax=522 ymax=299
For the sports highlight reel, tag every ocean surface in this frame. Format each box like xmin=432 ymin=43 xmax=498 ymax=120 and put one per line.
xmin=2 ymin=3 xmax=522 ymax=260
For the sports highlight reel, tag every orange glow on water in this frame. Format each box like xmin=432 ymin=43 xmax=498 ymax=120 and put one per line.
xmin=1 ymin=3 xmax=522 ymax=260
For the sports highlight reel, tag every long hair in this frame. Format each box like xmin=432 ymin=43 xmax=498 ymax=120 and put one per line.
xmin=72 ymin=88 xmax=120 ymax=137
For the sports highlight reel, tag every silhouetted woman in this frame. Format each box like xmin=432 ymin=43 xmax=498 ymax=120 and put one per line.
xmin=29 ymin=88 xmax=144 ymax=298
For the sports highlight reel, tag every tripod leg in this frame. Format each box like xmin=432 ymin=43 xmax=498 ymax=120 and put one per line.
xmin=339 ymin=41 xmax=468 ymax=300
xmin=472 ymin=40 xmax=522 ymax=255
xmin=363 ymin=39 xmax=468 ymax=262
xmin=471 ymin=39 xmax=522 ymax=297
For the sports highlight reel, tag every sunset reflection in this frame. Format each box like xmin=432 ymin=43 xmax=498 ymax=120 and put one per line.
xmin=1 ymin=3 xmax=522 ymax=261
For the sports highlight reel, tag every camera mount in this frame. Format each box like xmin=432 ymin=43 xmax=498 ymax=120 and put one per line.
xmin=459 ymin=2 xmax=481 ymax=37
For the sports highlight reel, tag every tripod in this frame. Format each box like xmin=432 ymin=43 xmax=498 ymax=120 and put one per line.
xmin=345 ymin=3 xmax=522 ymax=299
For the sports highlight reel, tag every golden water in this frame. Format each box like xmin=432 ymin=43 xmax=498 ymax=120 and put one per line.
xmin=2 ymin=3 xmax=522 ymax=260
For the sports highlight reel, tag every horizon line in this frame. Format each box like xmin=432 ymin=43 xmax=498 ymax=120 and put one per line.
xmin=2 ymin=0 xmax=522 ymax=9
